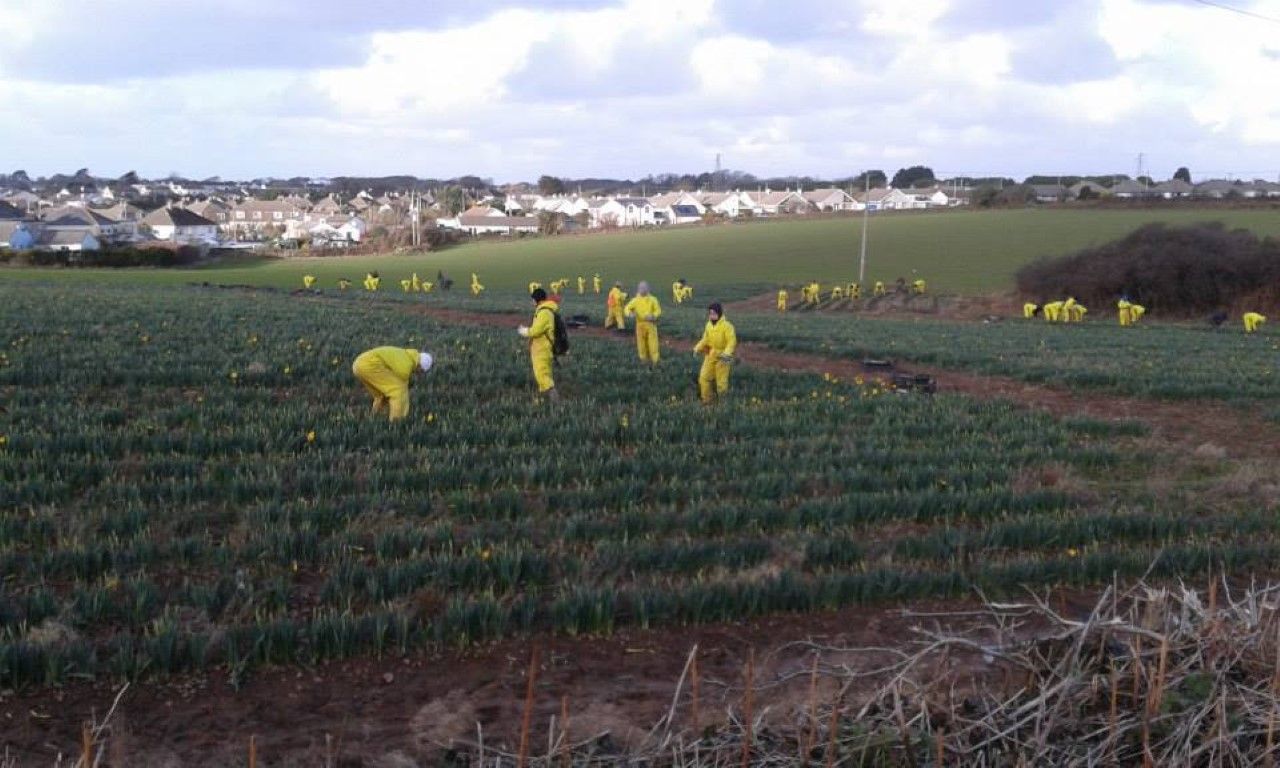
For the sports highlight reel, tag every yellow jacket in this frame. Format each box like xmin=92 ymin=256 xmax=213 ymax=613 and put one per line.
xmin=607 ymin=286 xmax=626 ymax=308
xmin=362 ymin=347 xmax=420 ymax=382
xmin=695 ymin=317 xmax=738 ymax=356
xmin=624 ymin=294 xmax=662 ymax=321
xmin=528 ymin=300 xmax=560 ymax=351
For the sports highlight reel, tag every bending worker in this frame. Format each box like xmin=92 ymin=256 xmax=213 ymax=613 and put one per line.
xmin=1244 ymin=312 xmax=1267 ymax=333
xmin=694 ymin=302 xmax=737 ymax=404
xmin=605 ymin=282 xmax=627 ymax=330
xmin=518 ymin=288 xmax=560 ymax=399
xmin=352 ymin=346 xmax=434 ymax=422
xmin=624 ymin=281 xmax=663 ymax=365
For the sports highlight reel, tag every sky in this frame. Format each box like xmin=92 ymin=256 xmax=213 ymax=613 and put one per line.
xmin=2 ymin=0 xmax=1279 ymax=183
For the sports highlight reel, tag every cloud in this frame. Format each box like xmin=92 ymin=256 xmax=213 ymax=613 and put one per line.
xmin=0 ymin=0 xmax=1277 ymax=181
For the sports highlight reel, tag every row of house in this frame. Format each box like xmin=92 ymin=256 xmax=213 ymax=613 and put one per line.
xmin=1029 ymin=178 xmax=1280 ymax=203
xmin=1 ymin=190 xmax=377 ymax=251
xmin=441 ymin=185 xmax=963 ymax=235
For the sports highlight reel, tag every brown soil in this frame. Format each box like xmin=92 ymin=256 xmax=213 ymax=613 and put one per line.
xmin=5 ymin=297 xmax=1275 ymax=765
xmin=1 ymin=598 xmax=1007 ymax=766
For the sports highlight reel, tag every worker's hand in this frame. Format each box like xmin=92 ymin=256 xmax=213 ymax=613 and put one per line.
xmin=517 ymin=325 xmax=529 ymax=338
xmin=718 ymin=353 xmax=735 ymax=364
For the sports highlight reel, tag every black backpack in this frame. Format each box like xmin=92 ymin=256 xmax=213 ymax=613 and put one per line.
xmin=538 ymin=307 xmax=570 ymax=356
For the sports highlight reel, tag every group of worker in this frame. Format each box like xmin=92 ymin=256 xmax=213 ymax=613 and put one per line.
xmin=1025 ymin=297 xmax=1090 ymax=323
xmin=353 ymin=279 xmax=736 ymax=420
xmin=1023 ymin=297 xmax=1266 ymax=332
xmin=517 ymin=280 xmax=733 ymax=403
xmin=781 ymin=278 xmax=924 ymax=311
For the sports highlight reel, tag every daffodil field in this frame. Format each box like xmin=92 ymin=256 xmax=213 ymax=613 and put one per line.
xmin=3 ymin=283 xmax=1277 ymax=690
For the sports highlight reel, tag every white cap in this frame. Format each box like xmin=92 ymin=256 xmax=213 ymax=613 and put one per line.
xmin=418 ymin=352 xmax=434 ymax=372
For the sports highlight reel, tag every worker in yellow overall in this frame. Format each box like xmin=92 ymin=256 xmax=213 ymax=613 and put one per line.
xmin=1244 ymin=312 xmax=1267 ymax=333
xmin=624 ymin=281 xmax=663 ymax=364
xmin=777 ymin=288 xmax=788 ymax=312
xmin=694 ymin=302 xmax=738 ymax=404
xmin=352 ymin=346 xmax=434 ymax=422
xmin=605 ymin=282 xmax=627 ymax=330
xmin=517 ymin=288 xmax=560 ymax=398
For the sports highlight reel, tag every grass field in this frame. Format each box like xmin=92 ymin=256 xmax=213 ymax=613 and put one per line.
xmin=5 ymin=207 xmax=1280 ymax=294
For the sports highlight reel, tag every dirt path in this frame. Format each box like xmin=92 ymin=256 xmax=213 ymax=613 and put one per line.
xmin=1 ymin=597 xmax=1007 ymax=766
xmin=405 ymin=304 xmax=1280 ymax=459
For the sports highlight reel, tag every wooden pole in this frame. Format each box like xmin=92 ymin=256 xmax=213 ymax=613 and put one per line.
xmin=517 ymin=645 xmax=540 ymax=768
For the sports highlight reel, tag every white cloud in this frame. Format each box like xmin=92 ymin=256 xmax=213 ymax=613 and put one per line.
xmin=0 ymin=0 xmax=1277 ymax=180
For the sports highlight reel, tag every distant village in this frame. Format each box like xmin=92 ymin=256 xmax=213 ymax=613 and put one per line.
xmin=2 ymin=170 xmax=1278 ymax=255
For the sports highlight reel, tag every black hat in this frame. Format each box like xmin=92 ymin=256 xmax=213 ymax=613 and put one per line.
xmin=531 ymin=288 xmax=548 ymax=301
xmin=708 ymin=301 xmax=723 ymax=317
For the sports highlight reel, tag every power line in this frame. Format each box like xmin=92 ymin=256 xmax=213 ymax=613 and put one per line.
xmin=1189 ymin=0 xmax=1280 ymax=25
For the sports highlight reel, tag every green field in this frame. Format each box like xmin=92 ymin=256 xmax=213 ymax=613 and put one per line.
xmin=5 ymin=207 xmax=1280 ymax=293
xmin=12 ymin=283 xmax=1264 ymax=690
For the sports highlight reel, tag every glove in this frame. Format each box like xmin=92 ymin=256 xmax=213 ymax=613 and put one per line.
xmin=718 ymin=353 xmax=735 ymax=364
xmin=517 ymin=325 xmax=529 ymax=338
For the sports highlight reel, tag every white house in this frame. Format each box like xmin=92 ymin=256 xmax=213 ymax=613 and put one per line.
xmin=903 ymin=187 xmax=951 ymax=208
xmin=854 ymin=187 xmax=914 ymax=211
xmin=649 ymin=192 xmax=705 ymax=224
xmin=698 ymin=192 xmax=748 ymax=218
xmin=614 ymin=196 xmax=656 ymax=226
xmin=142 ymin=207 xmax=219 ymax=244
xmin=440 ymin=206 xmax=540 ymax=235
xmin=754 ymin=190 xmax=810 ymax=215
xmin=801 ymin=188 xmax=858 ymax=211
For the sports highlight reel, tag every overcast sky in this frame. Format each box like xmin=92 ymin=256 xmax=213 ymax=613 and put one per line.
xmin=3 ymin=0 xmax=1279 ymax=182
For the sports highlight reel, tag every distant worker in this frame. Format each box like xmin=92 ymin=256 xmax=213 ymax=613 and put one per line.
xmin=1023 ymin=302 xmax=1039 ymax=319
xmin=303 ymin=275 xmax=316 ymax=289
xmin=517 ymin=288 xmax=561 ymax=399
xmin=529 ymin=280 xmax=542 ymax=295
xmin=1042 ymin=300 xmax=1064 ymax=322
xmin=807 ymin=281 xmax=821 ymax=305
xmin=421 ymin=281 xmax=435 ymax=294
xmin=363 ymin=272 xmax=381 ymax=291
xmin=679 ymin=280 xmax=693 ymax=302
xmin=848 ymin=282 xmax=861 ymax=299
xmin=1244 ymin=312 xmax=1267 ymax=333
xmin=799 ymin=283 xmax=812 ymax=305
xmin=338 ymin=278 xmax=352 ymax=291
xmin=593 ymin=273 xmax=602 ymax=294
xmin=605 ymin=282 xmax=627 ymax=330
xmin=830 ymin=285 xmax=843 ymax=301
xmin=470 ymin=273 xmax=485 ymax=296
xmin=912 ymin=279 xmax=926 ymax=295
xmin=352 ymin=346 xmax=434 ymax=422
xmin=873 ymin=281 xmax=886 ymax=297
xmin=1061 ymin=297 xmax=1077 ymax=323
xmin=577 ymin=275 xmax=586 ymax=294
xmin=777 ymin=287 xmax=788 ymax=312
xmin=399 ymin=278 xmax=412 ymax=292
xmin=1068 ymin=303 xmax=1088 ymax=322
xmin=1117 ymin=298 xmax=1131 ymax=326
xmin=673 ymin=279 xmax=686 ymax=304
xmin=694 ymin=302 xmax=738 ymax=404
xmin=1129 ymin=304 xmax=1146 ymax=324
xmin=624 ymin=281 xmax=663 ymax=364
xmin=411 ymin=273 xmax=421 ymax=292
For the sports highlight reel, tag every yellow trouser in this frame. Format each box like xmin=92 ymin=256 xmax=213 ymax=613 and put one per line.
xmin=699 ymin=354 xmax=731 ymax=402
xmin=352 ymin=356 xmax=410 ymax=421
xmin=635 ymin=321 xmax=660 ymax=363
xmin=605 ymin=306 xmax=626 ymax=329
xmin=530 ymin=340 xmax=554 ymax=392
xmin=1245 ymin=316 xmax=1263 ymax=333
xmin=1118 ymin=308 xmax=1131 ymax=326
xmin=777 ymin=298 xmax=786 ymax=312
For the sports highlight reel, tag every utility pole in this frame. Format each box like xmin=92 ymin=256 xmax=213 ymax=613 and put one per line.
xmin=858 ymin=172 xmax=870 ymax=285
